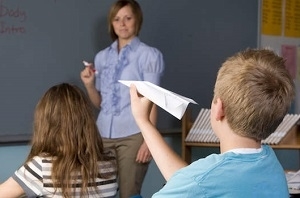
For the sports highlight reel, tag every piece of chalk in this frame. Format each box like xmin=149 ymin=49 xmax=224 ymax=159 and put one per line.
xmin=82 ymin=60 xmax=98 ymax=75
xmin=93 ymin=70 xmax=99 ymax=75
xmin=82 ymin=60 xmax=89 ymax=66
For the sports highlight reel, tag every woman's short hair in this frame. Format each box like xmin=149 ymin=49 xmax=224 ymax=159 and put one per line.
xmin=108 ymin=0 xmax=143 ymax=41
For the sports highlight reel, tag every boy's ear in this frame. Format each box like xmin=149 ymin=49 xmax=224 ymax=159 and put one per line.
xmin=214 ymin=98 xmax=225 ymax=121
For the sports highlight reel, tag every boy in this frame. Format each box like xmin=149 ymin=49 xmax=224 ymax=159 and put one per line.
xmin=129 ymin=49 xmax=293 ymax=197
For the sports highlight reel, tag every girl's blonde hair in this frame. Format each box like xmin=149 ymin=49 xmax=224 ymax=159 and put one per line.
xmin=26 ymin=83 xmax=115 ymax=197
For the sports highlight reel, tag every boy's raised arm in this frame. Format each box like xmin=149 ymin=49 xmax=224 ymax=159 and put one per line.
xmin=130 ymin=85 xmax=188 ymax=181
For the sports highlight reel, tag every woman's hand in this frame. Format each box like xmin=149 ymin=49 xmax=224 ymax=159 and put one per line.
xmin=136 ymin=141 xmax=152 ymax=163
xmin=80 ymin=62 xmax=96 ymax=87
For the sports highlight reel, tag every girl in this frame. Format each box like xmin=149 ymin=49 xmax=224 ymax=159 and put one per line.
xmin=0 ymin=83 xmax=118 ymax=197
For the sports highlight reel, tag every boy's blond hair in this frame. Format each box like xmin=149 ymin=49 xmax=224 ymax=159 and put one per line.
xmin=213 ymin=48 xmax=295 ymax=140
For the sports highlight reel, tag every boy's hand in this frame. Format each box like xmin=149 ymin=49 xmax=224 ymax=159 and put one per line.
xmin=130 ymin=84 xmax=153 ymax=123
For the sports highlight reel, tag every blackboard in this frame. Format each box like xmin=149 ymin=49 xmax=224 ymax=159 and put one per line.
xmin=0 ymin=0 xmax=259 ymax=143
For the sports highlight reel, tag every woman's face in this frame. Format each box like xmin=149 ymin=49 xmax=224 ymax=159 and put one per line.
xmin=112 ymin=5 xmax=136 ymax=41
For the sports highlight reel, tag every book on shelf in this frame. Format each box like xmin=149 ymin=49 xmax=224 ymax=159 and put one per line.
xmin=185 ymin=108 xmax=300 ymax=145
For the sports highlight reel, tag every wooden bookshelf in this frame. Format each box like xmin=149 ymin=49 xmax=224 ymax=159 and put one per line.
xmin=182 ymin=108 xmax=300 ymax=163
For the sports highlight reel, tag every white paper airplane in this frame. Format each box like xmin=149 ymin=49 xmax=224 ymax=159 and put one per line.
xmin=119 ymin=80 xmax=198 ymax=119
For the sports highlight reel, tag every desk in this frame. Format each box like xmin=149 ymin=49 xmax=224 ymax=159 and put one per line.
xmin=289 ymin=189 xmax=300 ymax=197
xmin=181 ymin=108 xmax=300 ymax=163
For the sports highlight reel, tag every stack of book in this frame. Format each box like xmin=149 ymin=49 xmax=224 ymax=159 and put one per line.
xmin=185 ymin=108 xmax=300 ymax=145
